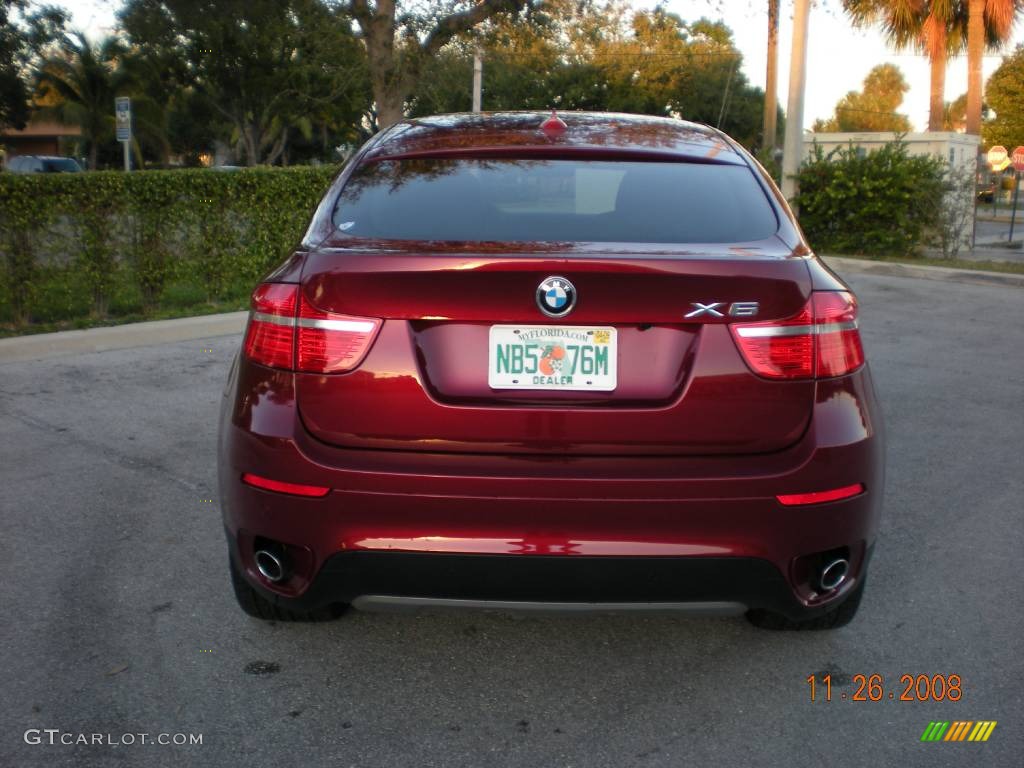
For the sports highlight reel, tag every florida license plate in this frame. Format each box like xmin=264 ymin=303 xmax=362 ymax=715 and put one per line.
xmin=487 ymin=325 xmax=617 ymax=391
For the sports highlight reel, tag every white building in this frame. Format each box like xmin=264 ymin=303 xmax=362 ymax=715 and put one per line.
xmin=802 ymin=131 xmax=980 ymax=171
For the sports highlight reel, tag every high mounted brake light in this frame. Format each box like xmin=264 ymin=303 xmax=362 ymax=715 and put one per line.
xmin=729 ymin=291 xmax=865 ymax=380
xmin=243 ymin=283 xmax=381 ymax=373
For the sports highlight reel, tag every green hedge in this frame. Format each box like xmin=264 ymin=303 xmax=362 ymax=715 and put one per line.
xmin=0 ymin=166 xmax=338 ymax=329
xmin=793 ymin=141 xmax=946 ymax=258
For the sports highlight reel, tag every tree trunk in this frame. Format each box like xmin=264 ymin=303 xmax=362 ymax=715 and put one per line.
xmin=374 ymin=87 xmax=407 ymax=129
xmin=927 ymin=28 xmax=947 ymax=132
xmin=243 ymin=125 xmax=259 ymax=166
xmin=762 ymin=0 xmax=780 ymax=149
xmin=965 ymin=0 xmax=985 ymax=135
xmin=88 ymin=142 xmax=98 ymax=170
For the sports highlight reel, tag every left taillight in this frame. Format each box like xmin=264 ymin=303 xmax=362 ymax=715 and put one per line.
xmin=242 ymin=283 xmax=381 ymax=373
xmin=243 ymin=283 xmax=298 ymax=370
xmin=729 ymin=290 xmax=865 ymax=380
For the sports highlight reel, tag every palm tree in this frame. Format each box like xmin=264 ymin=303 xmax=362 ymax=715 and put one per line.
xmin=845 ymin=1 xmax=1018 ymax=132
xmin=34 ymin=33 xmax=128 ymax=169
xmin=844 ymin=1 xmax=968 ymax=132
xmin=965 ymin=0 xmax=1019 ymax=135
xmin=35 ymin=32 xmax=170 ymax=168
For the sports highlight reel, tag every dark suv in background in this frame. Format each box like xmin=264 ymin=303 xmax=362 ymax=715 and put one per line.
xmin=5 ymin=155 xmax=82 ymax=173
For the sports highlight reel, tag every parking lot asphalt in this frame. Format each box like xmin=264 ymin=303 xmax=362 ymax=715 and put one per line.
xmin=1 ymin=272 xmax=1021 ymax=768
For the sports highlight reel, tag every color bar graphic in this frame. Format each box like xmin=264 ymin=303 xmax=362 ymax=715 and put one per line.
xmin=921 ymin=721 xmax=997 ymax=742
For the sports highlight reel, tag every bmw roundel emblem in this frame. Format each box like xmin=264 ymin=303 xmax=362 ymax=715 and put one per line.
xmin=536 ymin=276 xmax=576 ymax=318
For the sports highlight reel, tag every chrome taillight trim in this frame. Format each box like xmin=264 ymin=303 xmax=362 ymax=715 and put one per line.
xmin=251 ymin=312 xmax=378 ymax=334
xmin=252 ymin=311 xmax=295 ymax=327
xmin=733 ymin=320 xmax=858 ymax=338
xmin=297 ymin=317 xmax=378 ymax=333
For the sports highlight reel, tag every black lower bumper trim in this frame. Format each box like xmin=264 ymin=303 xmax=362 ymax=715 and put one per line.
xmin=228 ymin=537 xmax=831 ymax=620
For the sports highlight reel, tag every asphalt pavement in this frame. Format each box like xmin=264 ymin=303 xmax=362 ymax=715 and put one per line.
xmin=1 ymin=272 xmax=1021 ymax=767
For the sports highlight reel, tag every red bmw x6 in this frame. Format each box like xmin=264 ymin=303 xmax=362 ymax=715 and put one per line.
xmin=218 ymin=111 xmax=884 ymax=630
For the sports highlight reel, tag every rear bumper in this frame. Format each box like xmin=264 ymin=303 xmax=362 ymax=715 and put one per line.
xmin=218 ymin=357 xmax=884 ymax=618
xmin=226 ymin=544 xmax=874 ymax=620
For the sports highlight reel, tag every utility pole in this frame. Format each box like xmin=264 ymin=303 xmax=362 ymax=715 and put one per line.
xmin=781 ymin=0 xmax=811 ymax=202
xmin=762 ymin=0 xmax=780 ymax=150
xmin=472 ymin=51 xmax=483 ymax=113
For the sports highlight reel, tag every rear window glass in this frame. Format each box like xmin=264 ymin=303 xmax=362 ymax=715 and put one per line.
xmin=333 ymin=158 xmax=778 ymax=244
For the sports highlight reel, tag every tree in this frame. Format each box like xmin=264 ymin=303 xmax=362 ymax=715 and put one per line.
xmin=120 ymin=0 xmax=369 ymax=165
xmin=966 ymin=0 xmax=1020 ymax=135
xmin=343 ymin=0 xmax=536 ymax=129
xmin=983 ymin=45 xmax=1024 ymax=149
xmin=0 ymin=0 xmax=66 ymax=131
xmin=33 ymin=33 xmax=129 ymax=169
xmin=813 ymin=63 xmax=913 ymax=132
xmin=844 ymin=1 xmax=967 ymax=132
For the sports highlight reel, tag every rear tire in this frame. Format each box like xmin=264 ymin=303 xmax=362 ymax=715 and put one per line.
xmin=229 ymin=556 xmax=345 ymax=622
xmin=746 ymin=577 xmax=865 ymax=631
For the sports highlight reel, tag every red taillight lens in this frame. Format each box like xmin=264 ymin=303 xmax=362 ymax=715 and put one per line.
xmin=243 ymin=283 xmax=298 ymax=370
xmin=812 ymin=291 xmax=865 ymax=378
xmin=729 ymin=291 xmax=864 ymax=380
xmin=296 ymin=295 xmax=381 ymax=374
xmin=776 ymin=483 xmax=865 ymax=506
xmin=241 ymin=472 xmax=330 ymax=497
xmin=242 ymin=283 xmax=381 ymax=374
xmin=729 ymin=301 xmax=814 ymax=379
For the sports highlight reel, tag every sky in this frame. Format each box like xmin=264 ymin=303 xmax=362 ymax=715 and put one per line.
xmin=57 ymin=0 xmax=1024 ymax=131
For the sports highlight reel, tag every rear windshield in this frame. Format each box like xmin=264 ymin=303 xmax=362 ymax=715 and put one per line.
xmin=332 ymin=158 xmax=778 ymax=244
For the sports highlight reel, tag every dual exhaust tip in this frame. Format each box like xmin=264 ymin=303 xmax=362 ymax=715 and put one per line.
xmin=818 ymin=558 xmax=849 ymax=592
xmin=255 ymin=548 xmax=289 ymax=584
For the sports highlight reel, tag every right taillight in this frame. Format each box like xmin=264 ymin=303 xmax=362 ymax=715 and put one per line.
xmin=730 ymin=291 xmax=864 ymax=380
xmin=242 ymin=283 xmax=381 ymax=373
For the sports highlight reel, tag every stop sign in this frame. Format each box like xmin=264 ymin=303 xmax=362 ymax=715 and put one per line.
xmin=988 ymin=145 xmax=1009 ymax=169
xmin=1012 ymin=146 xmax=1024 ymax=172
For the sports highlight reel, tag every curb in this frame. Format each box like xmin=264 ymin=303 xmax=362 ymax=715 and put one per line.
xmin=822 ymin=255 xmax=1024 ymax=289
xmin=0 ymin=311 xmax=248 ymax=364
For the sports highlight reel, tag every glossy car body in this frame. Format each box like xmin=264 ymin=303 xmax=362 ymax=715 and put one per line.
xmin=218 ymin=112 xmax=884 ymax=626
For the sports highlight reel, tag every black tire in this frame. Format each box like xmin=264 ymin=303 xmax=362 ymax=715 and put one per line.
xmin=229 ymin=556 xmax=345 ymax=622
xmin=745 ymin=577 xmax=865 ymax=631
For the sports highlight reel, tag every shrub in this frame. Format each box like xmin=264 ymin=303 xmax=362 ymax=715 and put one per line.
xmin=0 ymin=166 xmax=338 ymax=329
xmin=793 ymin=140 xmax=947 ymax=258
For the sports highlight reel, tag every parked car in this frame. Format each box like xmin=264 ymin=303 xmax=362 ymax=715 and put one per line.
xmin=5 ymin=155 xmax=82 ymax=173
xmin=218 ymin=111 xmax=884 ymax=630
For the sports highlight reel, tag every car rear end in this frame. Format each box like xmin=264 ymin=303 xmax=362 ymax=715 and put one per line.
xmin=218 ymin=112 xmax=883 ymax=628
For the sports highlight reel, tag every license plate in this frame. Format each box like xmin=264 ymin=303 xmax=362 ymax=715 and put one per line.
xmin=488 ymin=325 xmax=617 ymax=391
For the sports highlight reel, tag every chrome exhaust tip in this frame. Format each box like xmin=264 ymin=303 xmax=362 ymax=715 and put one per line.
xmin=254 ymin=549 xmax=288 ymax=583
xmin=819 ymin=558 xmax=849 ymax=591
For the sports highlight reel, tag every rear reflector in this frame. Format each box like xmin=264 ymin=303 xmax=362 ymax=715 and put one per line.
xmin=242 ymin=282 xmax=381 ymax=374
xmin=729 ymin=291 xmax=864 ymax=380
xmin=776 ymin=483 xmax=865 ymax=506
xmin=241 ymin=472 xmax=331 ymax=498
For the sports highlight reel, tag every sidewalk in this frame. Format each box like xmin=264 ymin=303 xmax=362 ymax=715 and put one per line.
xmin=0 ymin=311 xmax=247 ymax=363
